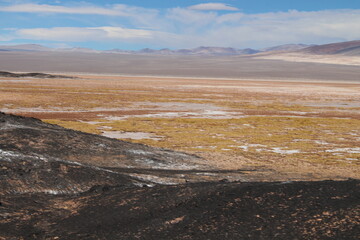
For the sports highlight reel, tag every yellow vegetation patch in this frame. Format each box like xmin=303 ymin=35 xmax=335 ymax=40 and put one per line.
xmin=45 ymin=116 xmax=360 ymax=166
xmin=2 ymin=77 xmax=359 ymax=171
xmin=44 ymin=119 xmax=102 ymax=135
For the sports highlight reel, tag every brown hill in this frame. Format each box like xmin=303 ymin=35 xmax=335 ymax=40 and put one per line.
xmin=261 ymin=44 xmax=311 ymax=52
xmin=302 ymin=40 xmax=360 ymax=55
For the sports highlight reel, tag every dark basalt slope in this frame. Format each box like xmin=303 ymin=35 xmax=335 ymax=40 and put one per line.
xmin=0 ymin=111 xmax=205 ymax=193
xmin=0 ymin=71 xmax=74 ymax=79
xmin=0 ymin=112 xmax=200 ymax=169
xmin=0 ymin=112 xmax=359 ymax=239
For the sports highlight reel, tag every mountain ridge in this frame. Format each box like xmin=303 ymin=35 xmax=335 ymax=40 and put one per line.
xmin=2 ymin=40 xmax=360 ymax=56
xmin=301 ymin=40 xmax=360 ymax=55
xmin=0 ymin=43 xmax=310 ymax=56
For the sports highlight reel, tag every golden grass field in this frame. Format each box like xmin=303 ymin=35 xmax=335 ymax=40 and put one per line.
xmin=1 ymin=75 xmax=359 ymax=180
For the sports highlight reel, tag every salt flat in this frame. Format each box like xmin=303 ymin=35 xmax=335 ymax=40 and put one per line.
xmin=1 ymin=51 xmax=360 ymax=82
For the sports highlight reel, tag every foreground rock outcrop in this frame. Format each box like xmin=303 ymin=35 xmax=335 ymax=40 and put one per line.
xmin=0 ymin=111 xmax=209 ymax=192
xmin=1 ymin=180 xmax=359 ymax=239
xmin=0 ymin=112 xmax=359 ymax=239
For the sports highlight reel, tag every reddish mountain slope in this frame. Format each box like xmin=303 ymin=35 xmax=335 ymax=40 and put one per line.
xmin=302 ymin=40 xmax=360 ymax=55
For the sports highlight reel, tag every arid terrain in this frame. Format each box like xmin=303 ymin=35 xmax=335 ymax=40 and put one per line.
xmin=1 ymin=72 xmax=359 ymax=181
xmin=0 ymin=42 xmax=360 ymax=238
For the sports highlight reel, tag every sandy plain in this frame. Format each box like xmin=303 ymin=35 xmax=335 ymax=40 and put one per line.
xmin=1 ymin=73 xmax=359 ymax=181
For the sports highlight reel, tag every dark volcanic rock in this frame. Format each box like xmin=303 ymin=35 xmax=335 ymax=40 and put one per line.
xmin=0 ymin=112 xmax=202 ymax=170
xmin=0 ymin=71 xmax=74 ymax=79
xmin=1 ymin=180 xmax=359 ymax=239
xmin=0 ymin=112 xmax=204 ymax=193
xmin=0 ymin=150 xmax=138 ymax=195
xmin=0 ymin=112 xmax=151 ymax=194
xmin=0 ymin=112 xmax=359 ymax=239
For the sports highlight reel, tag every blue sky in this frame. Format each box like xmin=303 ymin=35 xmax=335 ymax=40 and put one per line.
xmin=1 ymin=0 xmax=360 ymax=50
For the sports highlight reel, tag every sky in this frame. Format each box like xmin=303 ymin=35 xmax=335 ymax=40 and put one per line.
xmin=0 ymin=0 xmax=360 ymax=50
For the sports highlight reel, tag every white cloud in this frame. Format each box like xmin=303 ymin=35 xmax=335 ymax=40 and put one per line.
xmin=9 ymin=26 xmax=179 ymax=47
xmin=163 ymin=9 xmax=360 ymax=48
xmin=0 ymin=35 xmax=11 ymax=41
xmin=1 ymin=3 xmax=360 ymax=49
xmin=0 ymin=3 xmax=165 ymax=31
xmin=97 ymin=27 xmax=154 ymax=39
xmin=188 ymin=3 xmax=239 ymax=11
xmin=0 ymin=3 xmax=126 ymax=16
xmin=166 ymin=8 xmax=217 ymax=28
xmin=15 ymin=27 xmax=155 ymax=42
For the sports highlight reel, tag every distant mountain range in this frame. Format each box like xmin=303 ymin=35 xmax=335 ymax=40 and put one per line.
xmin=0 ymin=43 xmax=309 ymax=56
xmin=108 ymin=46 xmax=261 ymax=56
xmin=0 ymin=40 xmax=359 ymax=56
xmin=0 ymin=44 xmax=51 ymax=52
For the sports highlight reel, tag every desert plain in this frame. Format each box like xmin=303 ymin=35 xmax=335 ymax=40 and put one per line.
xmin=1 ymin=58 xmax=359 ymax=182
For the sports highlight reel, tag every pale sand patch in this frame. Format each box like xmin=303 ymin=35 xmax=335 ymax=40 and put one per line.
xmin=257 ymin=53 xmax=360 ymax=66
xmin=101 ymin=131 xmax=163 ymax=141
